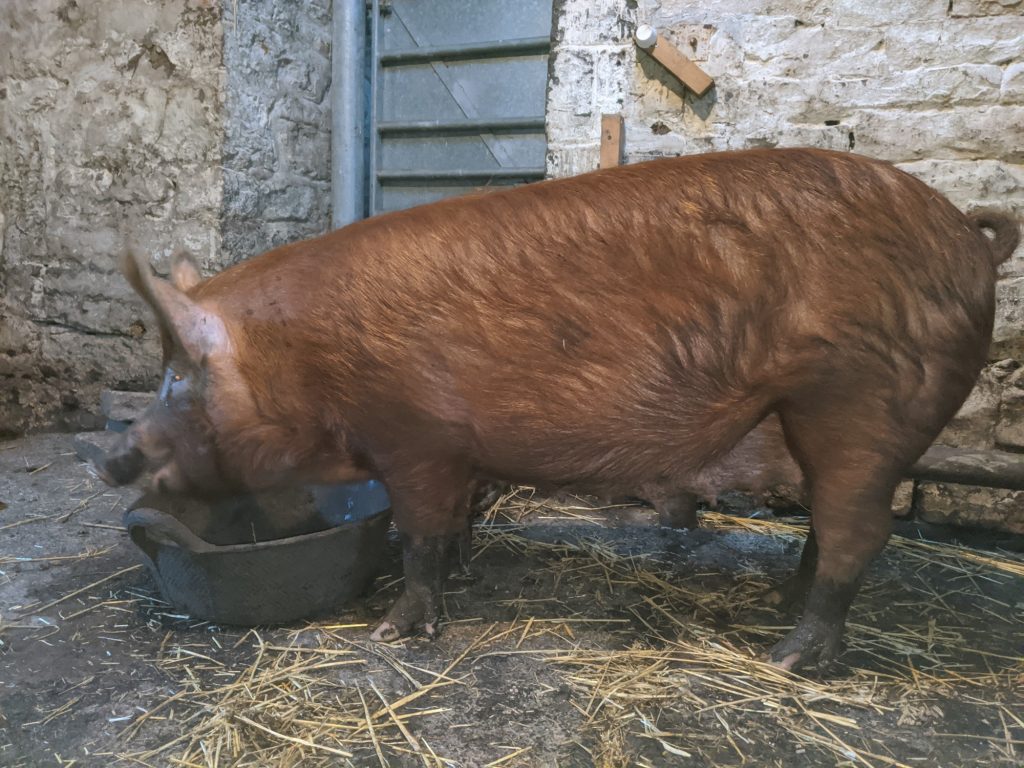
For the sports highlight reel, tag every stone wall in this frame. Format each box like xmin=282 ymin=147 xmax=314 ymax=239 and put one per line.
xmin=0 ymin=0 xmax=334 ymax=435
xmin=547 ymin=0 xmax=1024 ymax=529
xmin=0 ymin=0 xmax=224 ymax=435
xmin=221 ymin=0 xmax=333 ymax=263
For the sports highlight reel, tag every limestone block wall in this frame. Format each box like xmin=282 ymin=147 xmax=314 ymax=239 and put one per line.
xmin=0 ymin=0 xmax=333 ymax=435
xmin=0 ymin=0 xmax=223 ymax=434
xmin=547 ymin=0 xmax=1024 ymax=529
xmin=221 ymin=0 xmax=333 ymax=263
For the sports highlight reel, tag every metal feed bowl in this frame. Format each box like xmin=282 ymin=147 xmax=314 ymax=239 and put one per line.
xmin=124 ymin=482 xmax=392 ymax=626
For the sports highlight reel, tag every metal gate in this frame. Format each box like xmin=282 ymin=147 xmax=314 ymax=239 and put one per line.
xmin=368 ymin=0 xmax=554 ymax=216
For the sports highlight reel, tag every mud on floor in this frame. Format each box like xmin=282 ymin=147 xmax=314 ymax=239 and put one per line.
xmin=1 ymin=433 xmax=1022 ymax=767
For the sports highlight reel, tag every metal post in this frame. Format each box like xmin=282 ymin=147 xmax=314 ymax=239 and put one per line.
xmin=331 ymin=0 xmax=367 ymax=228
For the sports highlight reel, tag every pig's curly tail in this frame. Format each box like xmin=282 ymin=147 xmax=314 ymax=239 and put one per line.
xmin=968 ymin=209 xmax=1020 ymax=265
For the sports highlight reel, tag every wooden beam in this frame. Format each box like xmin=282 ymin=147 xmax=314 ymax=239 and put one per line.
xmin=599 ymin=114 xmax=624 ymax=169
xmin=635 ymin=25 xmax=714 ymax=97
xmin=909 ymin=445 xmax=1024 ymax=491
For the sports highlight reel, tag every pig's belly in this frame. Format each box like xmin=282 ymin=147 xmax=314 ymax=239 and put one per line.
xmin=470 ymin=411 xmax=801 ymax=500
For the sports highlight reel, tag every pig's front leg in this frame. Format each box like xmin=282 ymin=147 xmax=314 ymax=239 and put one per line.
xmin=370 ymin=463 xmax=470 ymax=643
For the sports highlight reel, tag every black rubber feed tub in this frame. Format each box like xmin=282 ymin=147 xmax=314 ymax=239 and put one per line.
xmin=124 ymin=482 xmax=392 ymax=626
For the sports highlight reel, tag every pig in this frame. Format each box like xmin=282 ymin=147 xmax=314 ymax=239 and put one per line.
xmin=96 ymin=148 xmax=1019 ymax=671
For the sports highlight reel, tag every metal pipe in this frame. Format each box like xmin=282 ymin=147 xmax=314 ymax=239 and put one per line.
xmin=377 ymin=168 xmax=547 ymax=184
xmin=379 ymin=36 xmax=551 ymax=66
xmin=331 ymin=0 xmax=366 ymax=228
xmin=377 ymin=116 xmax=547 ymax=136
xmin=368 ymin=0 xmax=380 ymax=216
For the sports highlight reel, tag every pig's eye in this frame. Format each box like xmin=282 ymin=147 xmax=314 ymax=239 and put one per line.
xmin=160 ymin=369 xmax=190 ymax=404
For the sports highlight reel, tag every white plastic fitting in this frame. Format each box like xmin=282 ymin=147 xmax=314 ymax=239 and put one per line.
xmin=634 ymin=24 xmax=659 ymax=50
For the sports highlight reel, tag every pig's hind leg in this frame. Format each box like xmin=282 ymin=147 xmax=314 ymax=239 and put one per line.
xmin=766 ymin=401 xmax=906 ymax=672
xmin=370 ymin=461 xmax=471 ymax=643
xmin=632 ymin=484 xmax=700 ymax=529
xmin=768 ymin=343 xmax=981 ymax=672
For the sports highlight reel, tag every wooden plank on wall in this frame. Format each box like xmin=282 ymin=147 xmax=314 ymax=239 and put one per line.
xmin=599 ymin=114 xmax=624 ymax=169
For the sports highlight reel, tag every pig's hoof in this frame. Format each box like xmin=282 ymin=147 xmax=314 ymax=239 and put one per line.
xmin=370 ymin=621 xmax=403 ymax=643
xmin=370 ymin=589 xmax=442 ymax=643
xmin=370 ymin=617 xmax=441 ymax=643
xmin=655 ymin=507 xmax=699 ymax=530
xmin=766 ymin=619 xmax=842 ymax=673
xmin=765 ymin=650 xmax=803 ymax=672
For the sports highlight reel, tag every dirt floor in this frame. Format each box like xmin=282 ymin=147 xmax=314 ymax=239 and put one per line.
xmin=1 ymin=433 xmax=1023 ymax=767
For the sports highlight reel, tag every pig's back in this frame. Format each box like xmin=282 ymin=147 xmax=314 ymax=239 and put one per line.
xmin=341 ymin=148 xmax=995 ymax=350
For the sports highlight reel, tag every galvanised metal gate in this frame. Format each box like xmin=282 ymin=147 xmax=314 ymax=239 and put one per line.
xmin=368 ymin=0 xmax=554 ymax=216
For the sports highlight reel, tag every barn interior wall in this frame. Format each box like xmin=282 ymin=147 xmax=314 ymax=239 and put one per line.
xmin=0 ymin=0 xmax=334 ymax=435
xmin=220 ymin=0 xmax=333 ymax=263
xmin=0 ymin=0 xmax=224 ymax=435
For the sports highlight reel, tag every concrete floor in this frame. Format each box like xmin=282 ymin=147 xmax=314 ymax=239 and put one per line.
xmin=1 ymin=432 xmax=1022 ymax=767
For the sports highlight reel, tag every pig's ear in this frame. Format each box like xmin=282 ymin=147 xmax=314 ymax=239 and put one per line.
xmin=122 ymin=250 xmax=228 ymax=364
xmin=170 ymin=251 xmax=202 ymax=292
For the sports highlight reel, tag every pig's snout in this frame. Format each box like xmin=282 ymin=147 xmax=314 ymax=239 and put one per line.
xmin=95 ymin=445 xmax=147 ymax=486
xmin=94 ymin=425 xmax=152 ymax=487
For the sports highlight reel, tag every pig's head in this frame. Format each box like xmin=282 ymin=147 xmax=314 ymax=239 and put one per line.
xmin=96 ymin=251 xmax=238 ymax=497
